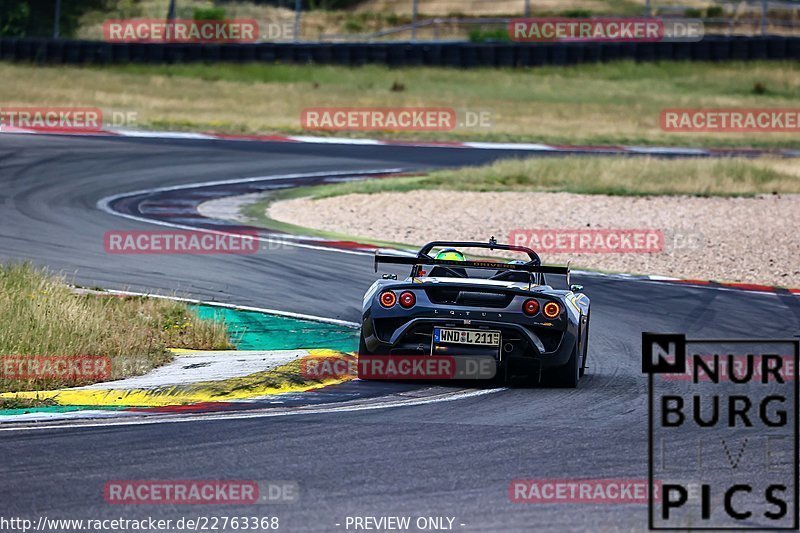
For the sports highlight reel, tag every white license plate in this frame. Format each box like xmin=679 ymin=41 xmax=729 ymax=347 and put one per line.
xmin=434 ymin=328 xmax=500 ymax=346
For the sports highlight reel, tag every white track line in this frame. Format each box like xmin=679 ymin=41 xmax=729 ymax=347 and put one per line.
xmin=96 ymin=168 xmax=406 ymax=258
xmin=85 ymin=288 xmax=359 ymax=328
xmin=462 ymin=142 xmax=555 ymax=151
xmin=113 ymin=129 xmax=218 ymax=140
xmin=0 ymin=128 xmax=726 ymax=155
xmin=0 ymin=388 xmax=504 ymax=432
xmin=288 ymin=136 xmax=385 ymax=145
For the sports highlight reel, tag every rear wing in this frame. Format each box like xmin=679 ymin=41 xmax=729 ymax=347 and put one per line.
xmin=374 ymin=252 xmax=570 ymax=279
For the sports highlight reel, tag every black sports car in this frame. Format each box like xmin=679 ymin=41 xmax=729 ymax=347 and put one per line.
xmin=359 ymin=238 xmax=591 ymax=387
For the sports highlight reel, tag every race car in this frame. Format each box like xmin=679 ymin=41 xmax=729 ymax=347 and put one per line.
xmin=359 ymin=238 xmax=591 ymax=387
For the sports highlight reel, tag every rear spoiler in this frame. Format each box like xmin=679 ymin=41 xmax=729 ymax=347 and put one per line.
xmin=374 ymin=252 xmax=570 ymax=276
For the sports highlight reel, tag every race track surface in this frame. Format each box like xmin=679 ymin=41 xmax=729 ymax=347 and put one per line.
xmin=1 ymin=134 xmax=799 ymax=531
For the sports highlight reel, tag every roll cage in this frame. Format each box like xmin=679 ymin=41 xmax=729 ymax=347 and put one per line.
xmin=374 ymin=237 xmax=571 ymax=288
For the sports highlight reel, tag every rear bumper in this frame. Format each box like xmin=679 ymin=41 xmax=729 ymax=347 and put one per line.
xmin=361 ymin=315 xmax=577 ymax=369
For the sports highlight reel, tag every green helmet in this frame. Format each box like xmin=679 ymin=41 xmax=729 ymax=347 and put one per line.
xmin=435 ymin=248 xmax=466 ymax=262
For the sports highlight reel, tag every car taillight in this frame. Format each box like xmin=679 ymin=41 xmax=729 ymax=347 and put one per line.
xmin=522 ymin=299 xmax=540 ymax=316
xmin=543 ymin=302 xmax=561 ymax=319
xmin=380 ymin=291 xmax=397 ymax=308
xmin=399 ymin=291 xmax=416 ymax=308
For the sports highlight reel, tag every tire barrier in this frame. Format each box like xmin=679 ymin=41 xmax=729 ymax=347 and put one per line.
xmin=0 ymin=36 xmax=797 ymax=68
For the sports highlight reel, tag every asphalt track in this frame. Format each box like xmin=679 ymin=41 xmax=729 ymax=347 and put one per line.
xmin=1 ymin=133 xmax=800 ymax=532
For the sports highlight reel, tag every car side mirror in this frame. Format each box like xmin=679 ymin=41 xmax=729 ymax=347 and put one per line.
xmin=570 ymin=284 xmax=584 ymax=293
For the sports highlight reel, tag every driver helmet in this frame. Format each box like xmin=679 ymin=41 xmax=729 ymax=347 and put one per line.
xmin=435 ymin=248 xmax=466 ymax=262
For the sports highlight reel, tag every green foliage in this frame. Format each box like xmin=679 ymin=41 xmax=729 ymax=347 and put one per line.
xmin=0 ymin=0 xmax=110 ymax=38
xmin=0 ymin=0 xmax=29 ymax=37
xmin=684 ymin=8 xmax=704 ymax=18
xmin=468 ymin=27 xmax=511 ymax=43
xmin=560 ymin=9 xmax=592 ymax=18
xmin=344 ymin=16 xmax=364 ymax=33
xmin=193 ymin=6 xmax=226 ymax=21
xmin=304 ymin=0 xmax=368 ymax=9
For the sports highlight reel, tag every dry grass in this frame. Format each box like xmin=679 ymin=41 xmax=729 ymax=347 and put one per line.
xmin=424 ymin=156 xmax=800 ymax=196
xmin=75 ymin=0 xmax=707 ymax=38
xmin=297 ymin=156 xmax=800 ymax=198
xmin=354 ymin=0 xmax=671 ymax=16
xmin=0 ymin=263 xmax=233 ymax=393
xmin=77 ymin=0 xmax=425 ymax=41
xmin=1 ymin=61 xmax=799 ymax=148
xmin=383 ymin=0 xmax=723 ymax=14
xmin=79 ymin=1 xmax=299 ymax=40
xmin=73 ymin=0 xmax=799 ymax=41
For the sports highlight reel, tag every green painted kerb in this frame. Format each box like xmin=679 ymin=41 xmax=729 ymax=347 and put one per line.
xmin=0 ymin=405 xmax=129 ymax=416
xmin=191 ymin=305 xmax=358 ymax=353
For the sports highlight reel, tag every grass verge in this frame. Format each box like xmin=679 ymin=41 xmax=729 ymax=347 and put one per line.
xmin=0 ymin=397 xmax=58 ymax=410
xmin=281 ymin=156 xmax=800 ymax=199
xmin=2 ymin=61 xmax=799 ymax=148
xmin=0 ymin=263 xmax=233 ymax=396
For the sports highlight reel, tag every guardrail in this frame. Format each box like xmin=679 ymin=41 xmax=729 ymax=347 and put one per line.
xmin=1 ymin=36 xmax=798 ymax=67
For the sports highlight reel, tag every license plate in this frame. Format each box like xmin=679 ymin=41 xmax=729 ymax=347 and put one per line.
xmin=433 ymin=328 xmax=500 ymax=346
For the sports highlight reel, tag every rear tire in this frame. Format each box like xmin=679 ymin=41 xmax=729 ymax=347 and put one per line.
xmin=358 ymin=332 xmax=368 ymax=356
xmin=548 ymin=342 xmax=580 ymax=388
xmin=357 ymin=333 xmax=373 ymax=381
xmin=579 ymin=310 xmax=590 ymax=378
xmin=492 ymin=360 xmax=509 ymax=386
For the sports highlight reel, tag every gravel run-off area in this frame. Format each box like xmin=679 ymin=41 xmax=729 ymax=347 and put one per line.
xmin=267 ymin=191 xmax=800 ymax=287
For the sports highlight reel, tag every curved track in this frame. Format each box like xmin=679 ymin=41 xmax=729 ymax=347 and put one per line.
xmin=1 ymin=134 xmax=799 ymax=531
